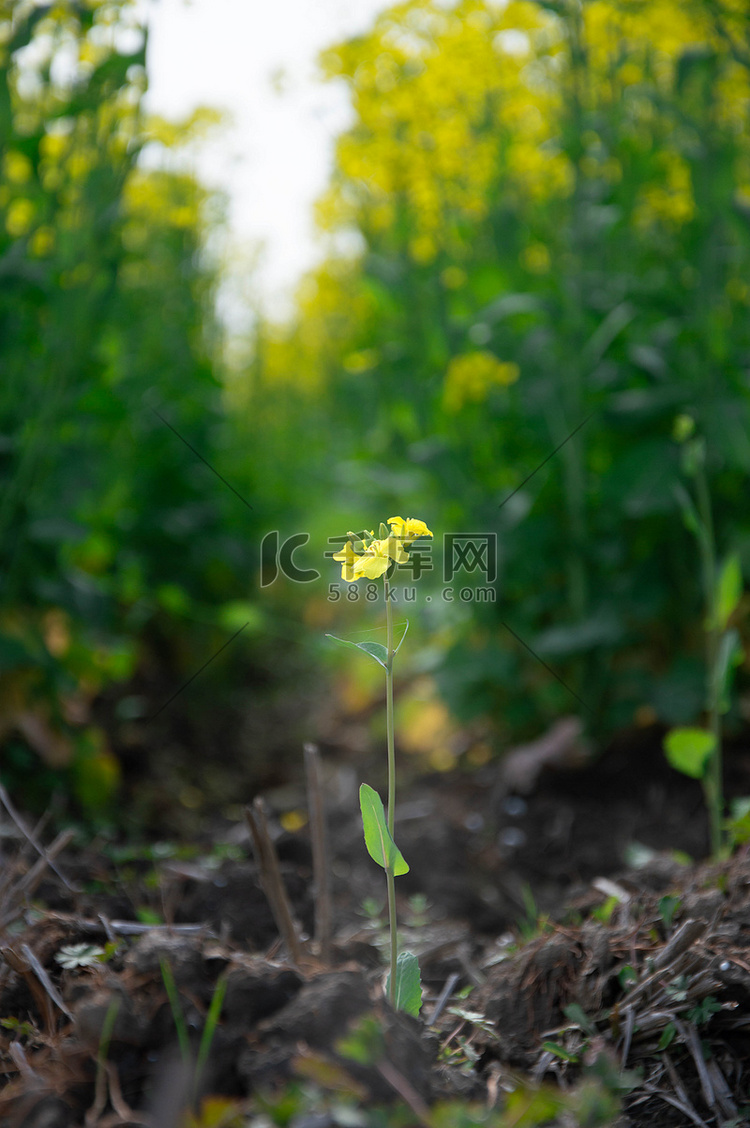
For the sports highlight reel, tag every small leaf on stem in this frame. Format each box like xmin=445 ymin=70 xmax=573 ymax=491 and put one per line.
xmin=663 ymin=727 xmax=716 ymax=779
xmin=393 ymin=618 xmax=409 ymax=656
xmin=326 ymin=634 xmax=388 ymax=668
xmin=715 ymin=553 xmax=743 ymax=631
xmin=359 ymin=783 xmax=409 ymax=875
xmin=716 ymin=627 xmax=744 ymax=713
xmin=386 ymin=950 xmax=422 ymax=1017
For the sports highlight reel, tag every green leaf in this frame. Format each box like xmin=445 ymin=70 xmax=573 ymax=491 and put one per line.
xmin=393 ymin=618 xmax=409 ymax=655
xmin=337 ymin=1015 xmax=385 ymax=1065
xmin=663 ymin=727 xmax=716 ymax=779
xmin=326 ymin=634 xmax=388 ymax=668
xmin=725 ymin=798 xmax=750 ymax=848
xmin=562 ymin=1003 xmax=595 ymax=1036
xmin=657 ymin=1023 xmax=677 ymax=1050
xmin=355 ymin=641 xmax=389 ymax=665
xmin=359 ymin=784 xmax=409 ymax=876
xmin=715 ymin=553 xmax=743 ymax=631
xmin=715 ymin=627 xmax=744 ymax=713
xmin=618 ymin=965 xmax=638 ymax=990
xmin=658 ymin=895 xmax=681 ymax=929
xmin=542 ymin=1041 xmax=580 ymax=1063
xmin=386 ymin=951 xmax=422 ymax=1017
xmin=672 ymin=483 xmax=701 ymax=538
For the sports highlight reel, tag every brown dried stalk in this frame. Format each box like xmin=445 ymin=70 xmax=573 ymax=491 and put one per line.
xmin=303 ymin=742 xmax=332 ymax=961
xmin=245 ymin=798 xmax=305 ymax=964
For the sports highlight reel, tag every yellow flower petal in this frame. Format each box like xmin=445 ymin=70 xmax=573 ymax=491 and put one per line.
xmin=387 ymin=516 xmax=433 ymax=543
xmin=332 ymin=540 xmax=361 ymax=581
xmin=353 ymin=553 xmax=391 ymax=579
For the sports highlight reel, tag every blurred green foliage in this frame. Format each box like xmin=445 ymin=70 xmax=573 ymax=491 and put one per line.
xmin=241 ymin=0 xmax=750 ymax=741
xmin=0 ymin=0 xmax=261 ymax=816
xmin=2 ymin=0 xmax=750 ymax=821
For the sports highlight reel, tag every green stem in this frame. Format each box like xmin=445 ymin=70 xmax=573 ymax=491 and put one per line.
xmin=385 ymin=578 xmax=396 ymax=838
xmin=386 ymin=868 xmax=397 ymax=1007
xmin=695 ymin=463 xmax=722 ymax=857
xmin=384 ymin=574 xmax=397 ymax=1005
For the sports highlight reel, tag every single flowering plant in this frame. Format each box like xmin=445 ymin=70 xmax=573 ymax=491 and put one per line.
xmin=326 ymin=515 xmax=432 ymax=1014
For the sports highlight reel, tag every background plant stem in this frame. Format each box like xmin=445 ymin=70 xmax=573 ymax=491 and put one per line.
xmin=384 ymin=574 xmax=397 ymax=1005
xmin=695 ymin=462 xmax=722 ymax=857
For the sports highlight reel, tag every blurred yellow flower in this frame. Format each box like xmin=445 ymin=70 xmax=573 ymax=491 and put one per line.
xmin=443 ymin=352 xmax=520 ymax=412
xmin=521 ymin=242 xmax=551 ymax=274
xmin=5 ymin=198 xmax=35 ymax=238
xmin=3 ymin=151 xmax=32 ymax=184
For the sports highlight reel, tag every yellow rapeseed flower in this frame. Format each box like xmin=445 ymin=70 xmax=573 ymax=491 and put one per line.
xmin=332 ymin=521 xmax=430 ymax=582
xmin=387 ymin=517 xmax=434 ymax=544
xmin=332 ymin=539 xmax=361 ymax=582
xmin=352 ymin=536 xmax=409 ymax=580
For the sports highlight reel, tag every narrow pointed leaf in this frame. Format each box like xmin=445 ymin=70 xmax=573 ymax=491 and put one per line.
xmin=359 ymin=784 xmax=409 ymax=875
xmin=386 ymin=951 xmax=422 ymax=1017
xmin=715 ymin=628 xmax=744 ymax=713
xmin=673 ymin=483 xmax=701 ymax=537
xmin=716 ymin=553 xmax=743 ymax=631
xmin=663 ymin=727 xmax=716 ymax=780
xmin=326 ymin=634 xmax=388 ymax=669
xmin=393 ymin=619 xmax=409 ymax=656
xmin=355 ymin=641 xmax=389 ymax=665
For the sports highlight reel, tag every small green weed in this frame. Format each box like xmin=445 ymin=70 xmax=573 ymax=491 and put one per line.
xmin=54 ymin=943 xmax=107 ymax=970
xmin=0 ymin=1016 xmax=38 ymax=1039
xmin=160 ymin=958 xmax=228 ymax=1110
xmin=658 ymin=894 xmax=681 ymax=931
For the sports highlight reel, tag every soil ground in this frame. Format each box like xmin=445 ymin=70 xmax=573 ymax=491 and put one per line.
xmin=2 ymin=721 xmax=750 ymax=1127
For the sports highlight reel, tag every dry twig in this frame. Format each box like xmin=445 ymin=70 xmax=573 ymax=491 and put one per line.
xmin=245 ymin=799 xmax=305 ymax=964
xmin=304 ymin=742 xmax=332 ymax=961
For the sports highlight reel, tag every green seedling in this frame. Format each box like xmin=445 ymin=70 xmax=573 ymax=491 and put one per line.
xmin=160 ymin=957 xmax=228 ymax=1108
xmin=542 ymin=1003 xmax=597 ymax=1070
xmin=666 ymin=417 xmax=746 ymax=857
xmin=405 ymin=892 xmax=430 ymax=929
xmin=543 ymin=1040 xmax=581 ymax=1064
xmin=664 ymin=974 xmax=690 ymax=1004
xmin=658 ymin=894 xmax=681 ymax=931
xmin=592 ymin=895 xmax=619 ymax=925
xmin=445 ymin=1004 xmax=497 ymax=1040
xmin=725 ymin=797 xmax=750 ymax=850
xmin=687 ymin=995 xmax=721 ymax=1027
xmin=358 ymin=896 xmax=385 ymax=927
xmin=90 ymin=996 xmax=121 ymax=1121
xmin=657 ymin=1023 xmax=677 ymax=1051
xmin=327 ymin=515 xmax=432 ymax=1014
xmin=195 ymin=974 xmax=228 ymax=1095
xmin=517 ymin=883 xmax=551 ymax=941
xmin=55 ymin=943 xmax=106 ymax=969
xmin=617 ymin=965 xmax=638 ymax=990
xmin=336 ymin=1013 xmax=386 ymax=1066
xmin=0 ymin=1016 xmax=37 ymax=1039
xmin=160 ymin=956 xmax=191 ymax=1066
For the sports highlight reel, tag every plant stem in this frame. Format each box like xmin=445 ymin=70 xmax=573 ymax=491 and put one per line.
xmin=695 ymin=462 xmax=722 ymax=856
xmin=385 ymin=577 xmax=396 ymax=839
xmin=384 ymin=574 xmax=398 ymax=1005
